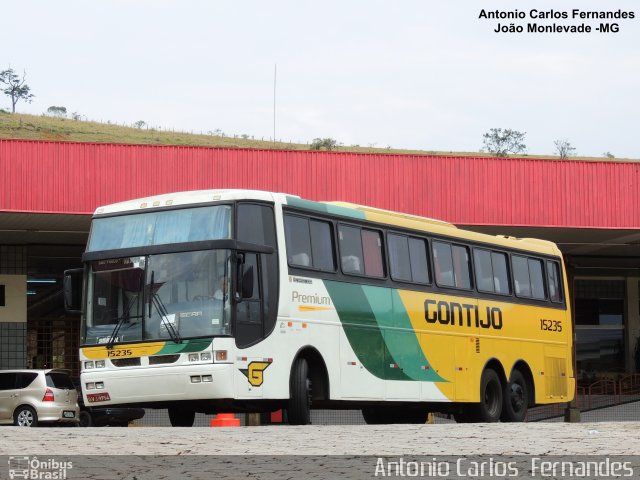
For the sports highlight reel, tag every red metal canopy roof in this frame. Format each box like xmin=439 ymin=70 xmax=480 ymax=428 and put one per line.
xmin=1 ymin=139 xmax=638 ymax=229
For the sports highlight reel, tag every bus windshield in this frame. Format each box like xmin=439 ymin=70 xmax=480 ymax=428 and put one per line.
xmin=86 ymin=205 xmax=232 ymax=252
xmin=83 ymin=250 xmax=232 ymax=345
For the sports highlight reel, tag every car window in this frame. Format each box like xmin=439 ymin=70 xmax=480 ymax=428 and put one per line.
xmin=16 ymin=372 xmax=38 ymax=389
xmin=46 ymin=372 xmax=75 ymax=390
xmin=0 ymin=373 xmax=17 ymax=390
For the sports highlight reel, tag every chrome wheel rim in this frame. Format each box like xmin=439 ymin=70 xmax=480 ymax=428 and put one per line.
xmin=17 ymin=409 xmax=34 ymax=426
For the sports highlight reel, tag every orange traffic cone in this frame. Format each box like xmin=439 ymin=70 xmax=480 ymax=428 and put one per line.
xmin=210 ymin=413 xmax=240 ymax=427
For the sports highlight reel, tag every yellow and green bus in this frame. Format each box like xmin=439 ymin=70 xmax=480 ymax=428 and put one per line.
xmin=68 ymin=189 xmax=574 ymax=425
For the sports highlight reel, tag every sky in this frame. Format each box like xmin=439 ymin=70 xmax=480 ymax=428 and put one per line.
xmin=2 ymin=0 xmax=639 ymax=158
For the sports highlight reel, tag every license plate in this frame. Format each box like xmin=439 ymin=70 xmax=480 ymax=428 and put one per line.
xmin=63 ymin=411 xmax=75 ymax=418
xmin=87 ymin=392 xmax=111 ymax=403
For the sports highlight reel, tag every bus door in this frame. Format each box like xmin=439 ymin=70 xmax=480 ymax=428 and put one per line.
xmin=234 ymin=252 xmax=266 ymax=399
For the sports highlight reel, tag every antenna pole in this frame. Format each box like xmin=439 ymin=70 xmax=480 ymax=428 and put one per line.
xmin=273 ymin=64 xmax=277 ymax=143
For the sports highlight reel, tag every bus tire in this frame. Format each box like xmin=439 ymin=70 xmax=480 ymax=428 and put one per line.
xmin=469 ymin=369 xmax=503 ymax=422
xmin=500 ymin=370 xmax=528 ymax=422
xmin=168 ymin=407 xmax=195 ymax=427
xmin=288 ymin=357 xmax=311 ymax=425
xmin=362 ymin=407 xmax=385 ymax=424
xmin=78 ymin=410 xmax=93 ymax=427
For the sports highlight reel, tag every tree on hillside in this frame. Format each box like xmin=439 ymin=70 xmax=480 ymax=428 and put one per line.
xmin=554 ymin=139 xmax=576 ymax=160
xmin=481 ymin=128 xmax=527 ymax=157
xmin=310 ymin=138 xmax=338 ymax=151
xmin=0 ymin=68 xmax=34 ymax=113
xmin=46 ymin=106 xmax=67 ymax=118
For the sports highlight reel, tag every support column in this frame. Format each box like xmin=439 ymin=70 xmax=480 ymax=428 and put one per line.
xmin=626 ymin=277 xmax=640 ymax=372
xmin=564 ymin=262 xmax=580 ymax=422
xmin=0 ymin=246 xmax=28 ymax=369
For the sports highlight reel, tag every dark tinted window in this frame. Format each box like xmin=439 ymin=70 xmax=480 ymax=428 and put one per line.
xmin=492 ymin=252 xmax=510 ymax=294
xmin=284 ymin=215 xmax=312 ymax=267
xmin=409 ymin=238 xmax=430 ymax=284
xmin=0 ymin=284 xmax=5 ymax=306
xmin=433 ymin=241 xmax=471 ymax=289
xmin=388 ymin=234 xmax=430 ymax=284
xmin=338 ymin=225 xmax=384 ymax=278
xmin=361 ymin=230 xmax=384 ymax=277
xmin=237 ymin=204 xmax=277 ymax=247
xmin=513 ymin=255 xmax=531 ymax=297
xmin=513 ymin=255 xmax=546 ymax=300
xmin=16 ymin=372 xmax=38 ymax=389
xmin=547 ymin=261 xmax=563 ymax=302
xmin=529 ymin=258 xmax=546 ymax=300
xmin=474 ymin=249 xmax=493 ymax=292
xmin=284 ymin=215 xmax=335 ymax=271
xmin=474 ymin=249 xmax=510 ymax=295
xmin=0 ymin=373 xmax=17 ymax=390
xmin=433 ymin=241 xmax=455 ymax=287
xmin=388 ymin=234 xmax=412 ymax=281
xmin=339 ymin=225 xmax=364 ymax=275
xmin=310 ymin=220 xmax=335 ymax=271
xmin=452 ymin=245 xmax=471 ymax=289
xmin=45 ymin=372 xmax=75 ymax=390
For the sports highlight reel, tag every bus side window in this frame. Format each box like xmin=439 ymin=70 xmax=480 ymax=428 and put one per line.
xmin=284 ymin=215 xmax=312 ymax=267
xmin=284 ymin=215 xmax=335 ymax=271
xmin=434 ymin=241 xmax=471 ymax=289
xmin=339 ymin=225 xmax=364 ymax=275
xmin=491 ymin=252 xmax=511 ymax=295
xmin=513 ymin=255 xmax=546 ymax=300
xmin=547 ymin=260 xmax=563 ymax=302
xmin=528 ymin=258 xmax=546 ymax=300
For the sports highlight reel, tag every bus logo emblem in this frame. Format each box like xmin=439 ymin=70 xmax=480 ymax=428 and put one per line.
xmin=240 ymin=361 xmax=271 ymax=387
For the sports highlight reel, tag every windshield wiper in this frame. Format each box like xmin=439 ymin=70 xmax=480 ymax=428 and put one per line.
xmin=106 ymin=295 xmax=139 ymax=349
xmin=148 ymin=271 xmax=181 ymax=344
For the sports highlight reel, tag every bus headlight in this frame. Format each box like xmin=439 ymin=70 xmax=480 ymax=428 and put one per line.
xmin=95 ymin=360 xmax=106 ymax=368
xmin=200 ymin=352 xmax=212 ymax=361
xmin=84 ymin=361 xmax=94 ymax=370
xmin=188 ymin=353 xmax=199 ymax=362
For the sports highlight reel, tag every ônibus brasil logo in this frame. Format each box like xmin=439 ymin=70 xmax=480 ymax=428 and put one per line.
xmin=8 ymin=456 xmax=72 ymax=480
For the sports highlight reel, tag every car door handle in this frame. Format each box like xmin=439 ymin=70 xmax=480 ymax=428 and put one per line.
xmin=10 ymin=394 xmax=18 ymax=398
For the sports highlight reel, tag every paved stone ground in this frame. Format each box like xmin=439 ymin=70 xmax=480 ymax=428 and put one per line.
xmin=1 ymin=422 xmax=639 ymax=456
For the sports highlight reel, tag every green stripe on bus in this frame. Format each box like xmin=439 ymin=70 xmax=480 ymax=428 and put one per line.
xmin=286 ymin=196 xmax=365 ymax=220
xmin=157 ymin=338 xmax=213 ymax=355
xmin=363 ymin=287 xmax=445 ymax=383
xmin=324 ymin=280 xmax=411 ymax=381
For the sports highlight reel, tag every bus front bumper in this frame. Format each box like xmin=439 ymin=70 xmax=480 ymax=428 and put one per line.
xmin=81 ymin=363 xmax=235 ymax=406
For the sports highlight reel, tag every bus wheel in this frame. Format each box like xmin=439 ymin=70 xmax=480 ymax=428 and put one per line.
xmin=288 ymin=357 xmax=311 ymax=425
xmin=501 ymin=370 xmax=528 ymax=422
xmin=78 ymin=410 xmax=93 ymax=427
xmin=470 ymin=369 xmax=503 ymax=422
xmin=168 ymin=407 xmax=195 ymax=427
xmin=362 ymin=407 xmax=385 ymax=424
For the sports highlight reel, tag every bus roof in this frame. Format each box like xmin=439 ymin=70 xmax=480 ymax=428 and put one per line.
xmin=93 ymin=189 xmax=561 ymax=257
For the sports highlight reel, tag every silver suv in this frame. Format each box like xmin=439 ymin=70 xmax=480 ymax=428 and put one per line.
xmin=0 ymin=369 xmax=79 ymax=426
